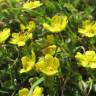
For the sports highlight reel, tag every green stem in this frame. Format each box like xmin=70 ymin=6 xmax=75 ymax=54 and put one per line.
xmin=7 ymin=7 xmax=44 ymax=17
xmin=0 ymin=90 xmax=8 ymax=94
xmin=73 ymin=46 xmax=85 ymax=53
xmin=28 ymin=77 xmax=45 ymax=96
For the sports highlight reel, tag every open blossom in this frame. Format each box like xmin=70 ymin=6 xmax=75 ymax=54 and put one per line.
xmin=75 ymin=50 xmax=96 ymax=68
xmin=0 ymin=28 xmax=10 ymax=44
xmin=23 ymin=1 xmax=43 ymax=9
xmin=9 ymin=21 xmax=35 ymax=46
xmin=78 ymin=20 xmax=96 ymax=37
xmin=9 ymin=32 xmax=32 ymax=46
xmin=20 ymin=51 xmax=35 ymax=73
xmin=36 ymin=54 xmax=60 ymax=76
xmin=18 ymin=86 xmax=43 ymax=96
xmin=43 ymin=15 xmax=68 ymax=33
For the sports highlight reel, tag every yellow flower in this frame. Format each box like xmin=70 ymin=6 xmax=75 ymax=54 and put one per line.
xmin=32 ymin=86 xmax=43 ymax=96
xmin=9 ymin=32 xmax=32 ymax=46
xmin=20 ymin=21 xmax=36 ymax=33
xmin=20 ymin=51 xmax=35 ymax=73
xmin=36 ymin=54 xmax=60 ymax=76
xmin=19 ymin=88 xmax=29 ymax=96
xmin=42 ymin=45 xmax=60 ymax=55
xmin=23 ymin=1 xmax=43 ymax=9
xmin=78 ymin=20 xmax=96 ymax=37
xmin=18 ymin=86 xmax=43 ymax=96
xmin=0 ymin=28 xmax=10 ymax=44
xmin=9 ymin=21 xmax=35 ymax=46
xmin=75 ymin=51 xmax=96 ymax=68
xmin=43 ymin=15 xmax=68 ymax=33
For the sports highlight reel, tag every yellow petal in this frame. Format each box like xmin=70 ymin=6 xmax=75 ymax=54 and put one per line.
xmin=0 ymin=28 xmax=10 ymax=44
xmin=32 ymin=86 xmax=43 ymax=96
xmin=19 ymin=88 xmax=29 ymax=96
xmin=23 ymin=1 xmax=43 ymax=9
xmin=20 ymin=51 xmax=35 ymax=73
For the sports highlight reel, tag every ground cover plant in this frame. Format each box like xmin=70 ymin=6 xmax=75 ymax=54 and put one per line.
xmin=0 ymin=0 xmax=96 ymax=96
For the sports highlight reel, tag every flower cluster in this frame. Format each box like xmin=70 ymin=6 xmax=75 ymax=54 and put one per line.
xmin=1 ymin=0 xmax=96 ymax=96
